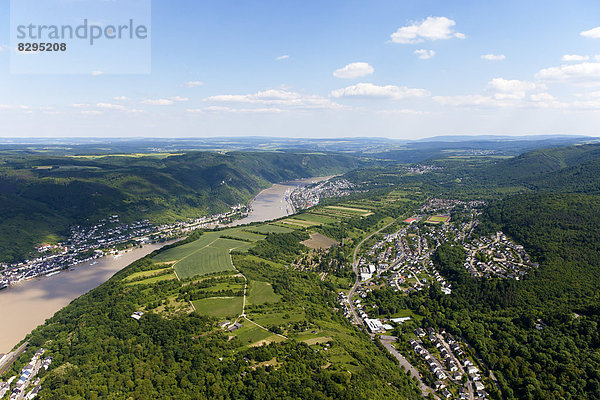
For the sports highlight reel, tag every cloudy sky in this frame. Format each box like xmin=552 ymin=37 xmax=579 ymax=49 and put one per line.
xmin=1 ymin=0 xmax=600 ymax=138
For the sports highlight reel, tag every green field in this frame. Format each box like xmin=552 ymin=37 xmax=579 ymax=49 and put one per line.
xmin=223 ymin=229 xmax=266 ymax=242
xmin=126 ymin=272 xmax=176 ymax=286
xmin=123 ymin=267 xmax=172 ymax=281
xmin=153 ymin=231 xmax=223 ymax=262
xmin=247 ymin=281 xmax=281 ymax=305
xmin=201 ymin=280 xmax=245 ymax=293
xmin=426 ymin=215 xmax=451 ymax=224
xmin=249 ymin=309 xmax=305 ymax=328
xmin=280 ymin=218 xmax=319 ymax=227
xmin=231 ymin=323 xmax=274 ymax=346
xmin=293 ymin=213 xmax=338 ymax=224
xmin=325 ymin=205 xmax=371 ymax=215
xmin=155 ymin=231 xmax=254 ymax=279
xmin=174 ymin=245 xmax=235 ymax=279
xmin=245 ymin=224 xmax=294 ymax=234
xmin=192 ymin=297 xmax=243 ymax=318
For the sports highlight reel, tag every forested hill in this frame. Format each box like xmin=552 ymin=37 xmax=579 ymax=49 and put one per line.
xmin=477 ymin=143 xmax=600 ymax=184
xmin=0 ymin=151 xmax=365 ymax=262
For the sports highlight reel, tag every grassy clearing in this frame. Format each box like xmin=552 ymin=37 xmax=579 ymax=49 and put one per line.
xmin=302 ymin=336 xmax=333 ymax=345
xmin=160 ymin=233 xmax=253 ymax=279
xmin=272 ymin=221 xmax=303 ymax=229
xmin=245 ymin=224 xmax=294 ymax=234
xmin=231 ymin=324 xmax=273 ymax=347
xmin=247 ymin=281 xmax=281 ymax=305
xmin=281 ymin=219 xmax=319 ymax=227
xmin=301 ymin=233 xmax=339 ymax=249
xmin=249 ymin=309 xmax=305 ymax=327
xmin=201 ymin=281 xmax=244 ymax=293
xmin=123 ymin=267 xmax=172 ymax=281
xmin=325 ymin=205 xmax=371 ymax=215
xmin=192 ymin=297 xmax=243 ymax=318
xmin=153 ymin=232 xmax=222 ymax=262
xmin=174 ymin=246 xmax=235 ymax=279
xmin=126 ymin=272 xmax=176 ymax=286
xmin=293 ymin=213 xmax=338 ymax=224
xmin=223 ymin=229 xmax=266 ymax=242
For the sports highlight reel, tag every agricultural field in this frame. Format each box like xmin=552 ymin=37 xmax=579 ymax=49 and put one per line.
xmin=154 ymin=230 xmax=257 ymax=280
xmin=301 ymin=233 xmax=339 ymax=249
xmin=231 ymin=323 xmax=285 ymax=348
xmin=325 ymin=205 xmax=371 ymax=215
xmin=122 ymin=267 xmax=172 ymax=282
xmin=292 ymin=213 xmax=338 ymax=224
xmin=222 ymin=229 xmax=266 ymax=242
xmin=173 ymin=242 xmax=240 ymax=279
xmin=244 ymin=224 xmax=294 ymax=234
xmin=247 ymin=281 xmax=281 ymax=305
xmin=279 ymin=218 xmax=320 ymax=228
xmin=126 ymin=272 xmax=176 ymax=286
xmin=192 ymin=296 xmax=243 ymax=318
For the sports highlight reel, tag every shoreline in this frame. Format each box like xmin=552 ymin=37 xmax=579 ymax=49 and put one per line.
xmin=0 ymin=242 xmax=173 ymax=354
xmin=0 ymin=175 xmax=330 ymax=354
xmin=229 ymin=176 xmax=332 ymax=227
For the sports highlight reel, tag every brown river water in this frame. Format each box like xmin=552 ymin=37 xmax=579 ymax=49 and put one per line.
xmin=0 ymin=176 xmax=329 ymax=354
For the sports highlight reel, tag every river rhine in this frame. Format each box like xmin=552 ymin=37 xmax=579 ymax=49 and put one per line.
xmin=0 ymin=176 xmax=328 ymax=354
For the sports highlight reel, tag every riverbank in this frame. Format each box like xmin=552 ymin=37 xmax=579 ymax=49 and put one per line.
xmin=0 ymin=175 xmax=331 ymax=354
xmin=0 ymin=242 xmax=171 ymax=354
xmin=230 ymin=176 xmax=332 ymax=227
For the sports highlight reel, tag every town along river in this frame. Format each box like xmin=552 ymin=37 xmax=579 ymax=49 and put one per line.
xmin=0 ymin=176 xmax=330 ymax=354
xmin=0 ymin=244 xmax=166 ymax=354
xmin=230 ymin=176 xmax=331 ymax=226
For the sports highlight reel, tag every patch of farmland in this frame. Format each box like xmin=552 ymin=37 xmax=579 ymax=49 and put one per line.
xmin=301 ymin=233 xmax=339 ymax=249
xmin=192 ymin=296 xmax=243 ymax=318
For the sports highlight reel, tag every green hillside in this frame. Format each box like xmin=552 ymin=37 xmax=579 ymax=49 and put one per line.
xmin=0 ymin=151 xmax=365 ymax=262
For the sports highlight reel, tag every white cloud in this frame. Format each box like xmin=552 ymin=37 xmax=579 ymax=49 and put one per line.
xmin=0 ymin=45 xmax=8 ymax=52
xmin=433 ymin=95 xmax=496 ymax=107
xmin=70 ymin=103 xmax=91 ymax=108
xmin=561 ymin=54 xmax=589 ymax=62
xmin=113 ymin=96 xmax=129 ymax=101
xmin=142 ymin=99 xmax=174 ymax=106
xmin=433 ymin=77 xmax=563 ymax=108
xmin=206 ymin=89 xmax=342 ymax=110
xmin=80 ymin=110 xmax=102 ymax=115
xmin=378 ymin=109 xmax=430 ymax=115
xmin=390 ymin=17 xmax=464 ymax=44
xmin=481 ymin=54 xmax=505 ymax=61
xmin=188 ymin=106 xmax=286 ymax=114
xmin=0 ymin=104 xmax=29 ymax=111
xmin=185 ymin=81 xmax=204 ymax=88
xmin=91 ymin=70 xmax=103 ymax=76
xmin=96 ymin=103 xmax=127 ymax=110
xmin=414 ymin=49 xmax=435 ymax=59
xmin=330 ymin=83 xmax=430 ymax=99
xmin=169 ymin=96 xmax=189 ymax=102
xmin=581 ymin=27 xmax=600 ymax=39
xmin=487 ymin=78 xmax=540 ymax=99
xmin=333 ymin=62 xmax=374 ymax=79
xmin=276 ymin=55 xmax=289 ymax=61
xmin=535 ymin=62 xmax=600 ymax=84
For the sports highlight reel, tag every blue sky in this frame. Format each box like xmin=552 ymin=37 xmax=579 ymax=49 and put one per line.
xmin=1 ymin=0 xmax=600 ymax=138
